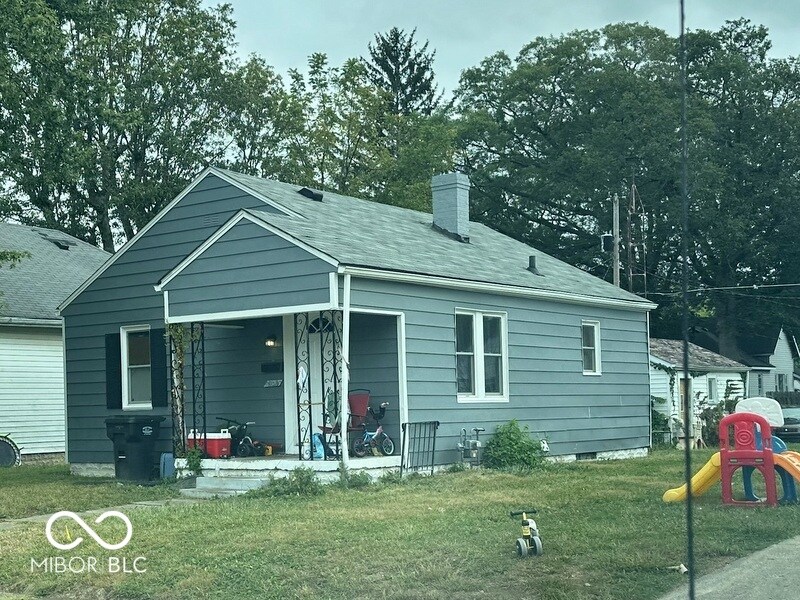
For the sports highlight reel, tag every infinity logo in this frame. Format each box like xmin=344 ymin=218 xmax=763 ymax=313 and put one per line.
xmin=45 ymin=511 xmax=133 ymax=551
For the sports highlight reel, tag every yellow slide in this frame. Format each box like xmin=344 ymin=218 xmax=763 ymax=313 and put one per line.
xmin=662 ymin=452 xmax=721 ymax=503
xmin=774 ymin=452 xmax=800 ymax=483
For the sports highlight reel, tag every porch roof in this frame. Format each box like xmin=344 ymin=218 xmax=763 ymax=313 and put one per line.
xmin=214 ymin=168 xmax=652 ymax=309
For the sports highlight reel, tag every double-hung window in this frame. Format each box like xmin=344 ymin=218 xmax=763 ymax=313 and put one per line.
xmin=581 ymin=320 xmax=601 ymax=375
xmin=455 ymin=310 xmax=508 ymax=402
xmin=121 ymin=325 xmax=152 ymax=410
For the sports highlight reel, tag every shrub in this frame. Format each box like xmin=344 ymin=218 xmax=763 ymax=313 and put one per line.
xmin=265 ymin=467 xmax=324 ymax=497
xmin=482 ymin=420 xmax=545 ymax=470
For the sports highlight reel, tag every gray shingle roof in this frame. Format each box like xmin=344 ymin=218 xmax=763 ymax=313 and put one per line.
xmin=216 ymin=168 xmax=651 ymax=306
xmin=650 ymin=338 xmax=748 ymax=371
xmin=0 ymin=223 xmax=109 ymax=322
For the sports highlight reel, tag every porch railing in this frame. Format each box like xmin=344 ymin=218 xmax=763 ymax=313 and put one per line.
xmin=401 ymin=421 xmax=441 ymax=476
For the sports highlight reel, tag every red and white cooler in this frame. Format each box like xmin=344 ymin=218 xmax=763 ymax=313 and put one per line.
xmin=187 ymin=429 xmax=232 ymax=458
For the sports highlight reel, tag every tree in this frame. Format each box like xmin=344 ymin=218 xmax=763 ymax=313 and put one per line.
xmin=223 ymin=56 xmax=295 ymax=177
xmin=0 ymin=0 xmax=236 ymax=250
xmin=365 ymin=27 xmax=443 ymax=116
xmin=456 ymin=21 xmax=800 ymax=340
xmin=280 ymin=53 xmax=385 ymax=195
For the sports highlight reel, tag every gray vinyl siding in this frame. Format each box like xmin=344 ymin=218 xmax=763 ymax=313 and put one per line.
xmin=348 ymin=313 xmax=401 ymax=445
xmin=349 ymin=277 xmax=650 ymax=462
xmin=164 ymin=221 xmax=334 ymax=318
xmin=62 ymin=175 xmax=283 ymax=464
xmin=185 ymin=318 xmax=285 ymax=447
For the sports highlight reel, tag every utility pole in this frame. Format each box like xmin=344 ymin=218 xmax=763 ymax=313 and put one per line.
xmin=612 ymin=193 xmax=621 ymax=287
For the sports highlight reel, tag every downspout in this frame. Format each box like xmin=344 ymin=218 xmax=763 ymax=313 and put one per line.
xmin=340 ymin=274 xmax=352 ymax=467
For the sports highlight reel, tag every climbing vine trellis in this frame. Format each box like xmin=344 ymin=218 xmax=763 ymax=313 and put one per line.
xmin=167 ymin=324 xmax=203 ymax=456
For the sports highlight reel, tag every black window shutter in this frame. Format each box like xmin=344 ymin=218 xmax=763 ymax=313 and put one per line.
xmin=150 ymin=328 xmax=168 ymax=407
xmin=105 ymin=333 xmax=122 ymax=409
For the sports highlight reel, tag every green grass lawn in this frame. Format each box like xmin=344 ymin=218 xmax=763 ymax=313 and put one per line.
xmin=0 ymin=464 xmax=178 ymax=520
xmin=1 ymin=450 xmax=799 ymax=600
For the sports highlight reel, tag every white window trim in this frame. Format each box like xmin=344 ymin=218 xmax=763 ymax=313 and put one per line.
xmin=120 ymin=325 xmax=153 ymax=411
xmin=456 ymin=309 xmax=509 ymax=403
xmin=581 ymin=320 xmax=602 ymax=376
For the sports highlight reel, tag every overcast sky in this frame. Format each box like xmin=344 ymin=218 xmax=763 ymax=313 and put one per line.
xmin=215 ymin=1 xmax=799 ymax=93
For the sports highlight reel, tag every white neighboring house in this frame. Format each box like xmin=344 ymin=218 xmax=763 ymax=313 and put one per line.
xmin=739 ymin=328 xmax=799 ymax=397
xmin=649 ymin=338 xmax=749 ymax=445
xmin=0 ymin=223 xmax=108 ymax=455
xmin=690 ymin=325 xmax=798 ymax=397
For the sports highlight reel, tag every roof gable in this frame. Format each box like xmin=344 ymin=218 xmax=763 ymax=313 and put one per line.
xmin=156 ymin=211 xmax=338 ymax=291
xmin=57 ymin=168 xmax=300 ymax=313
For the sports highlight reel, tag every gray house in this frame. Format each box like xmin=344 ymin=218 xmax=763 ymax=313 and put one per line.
xmin=0 ymin=223 xmax=108 ymax=454
xmin=59 ymin=168 xmax=655 ymax=477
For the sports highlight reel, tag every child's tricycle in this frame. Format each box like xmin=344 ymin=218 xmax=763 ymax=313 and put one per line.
xmin=510 ymin=509 xmax=542 ymax=557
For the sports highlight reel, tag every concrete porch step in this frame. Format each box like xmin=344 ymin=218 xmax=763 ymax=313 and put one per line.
xmin=195 ymin=477 xmax=269 ymax=492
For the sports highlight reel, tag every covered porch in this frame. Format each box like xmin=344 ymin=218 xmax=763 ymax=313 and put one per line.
xmin=165 ymin=308 xmax=406 ymax=472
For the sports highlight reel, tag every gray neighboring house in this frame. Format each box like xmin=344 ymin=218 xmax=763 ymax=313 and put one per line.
xmin=59 ymin=168 xmax=655 ymax=476
xmin=0 ymin=223 xmax=109 ymax=454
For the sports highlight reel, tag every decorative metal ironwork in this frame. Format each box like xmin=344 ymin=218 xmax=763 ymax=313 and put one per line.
xmin=401 ymin=421 xmax=441 ymax=476
xmin=318 ymin=310 xmax=343 ymax=460
xmin=190 ymin=322 xmax=207 ymax=447
xmin=294 ymin=312 xmax=312 ymax=460
xmin=295 ymin=310 xmax=343 ymax=461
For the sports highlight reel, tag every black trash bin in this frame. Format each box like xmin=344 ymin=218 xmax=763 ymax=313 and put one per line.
xmin=105 ymin=416 xmax=165 ymax=482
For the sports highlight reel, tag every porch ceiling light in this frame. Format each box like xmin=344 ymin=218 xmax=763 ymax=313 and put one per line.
xmin=264 ymin=336 xmax=278 ymax=348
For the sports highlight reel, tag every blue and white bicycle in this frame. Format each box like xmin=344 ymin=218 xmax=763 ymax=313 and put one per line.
xmin=351 ymin=402 xmax=395 ymax=457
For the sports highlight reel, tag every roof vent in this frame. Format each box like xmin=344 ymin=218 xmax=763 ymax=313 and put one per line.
xmin=527 ymin=255 xmax=543 ymax=276
xmin=298 ymin=187 xmax=323 ymax=202
xmin=36 ymin=231 xmax=76 ymax=250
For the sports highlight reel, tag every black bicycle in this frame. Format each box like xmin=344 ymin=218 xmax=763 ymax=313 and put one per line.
xmin=216 ymin=417 xmax=262 ymax=457
xmin=0 ymin=434 xmax=21 ymax=467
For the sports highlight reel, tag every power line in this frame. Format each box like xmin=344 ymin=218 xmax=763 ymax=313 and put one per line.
xmin=687 ymin=283 xmax=800 ymax=293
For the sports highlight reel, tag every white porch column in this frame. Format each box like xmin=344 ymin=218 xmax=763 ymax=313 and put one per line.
xmin=340 ymin=274 xmax=352 ymax=467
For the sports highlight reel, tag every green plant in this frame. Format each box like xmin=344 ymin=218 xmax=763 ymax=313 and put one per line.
xmin=263 ymin=467 xmax=324 ymax=497
xmin=185 ymin=446 xmax=203 ymax=475
xmin=335 ymin=462 xmax=373 ymax=489
xmin=482 ymin=420 xmax=545 ymax=470
xmin=377 ymin=469 xmax=403 ymax=485
xmin=650 ymin=396 xmax=672 ymax=447
xmin=445 ymin=462 xmax=466 ymax=473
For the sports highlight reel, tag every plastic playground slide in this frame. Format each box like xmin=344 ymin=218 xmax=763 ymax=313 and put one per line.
xmin=774 ymin=452 xmax=800 ymax=484
xmin=662 ymin=452 xmax=721 ymax=503
xmin=663 ymin=450 xmax=800 ymax=503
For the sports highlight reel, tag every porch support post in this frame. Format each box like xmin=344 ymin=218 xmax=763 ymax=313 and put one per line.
xmin=340 ymin=274 xmax=352 ymax=467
